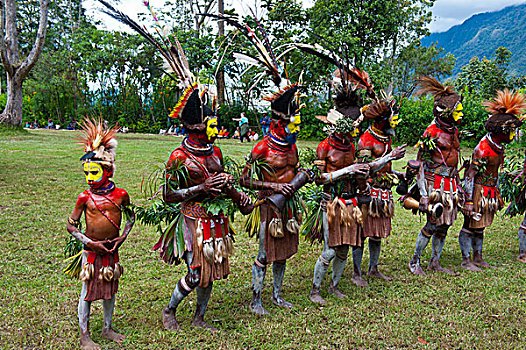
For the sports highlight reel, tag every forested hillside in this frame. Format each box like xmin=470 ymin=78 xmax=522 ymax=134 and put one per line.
xmin=422 ymin=4 xmax=526 ymax=74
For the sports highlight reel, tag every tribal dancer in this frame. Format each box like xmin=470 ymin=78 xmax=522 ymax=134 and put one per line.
xmin=240 ymin=85 xmax=307 ymax=315
xmin=96 ymin=2 xmax=252 ymax=331
xmin=461 ymin=90 xmax=525 ymax=270
xmin=356 ymin=98 xmax=403 ymax=282
xmin=408 ymin=76 xmax=464 ymax=276
xmin=161 ymin=85 xmax=253 ymax=331
xmin=205 ymin=13 xmax=312 ymax=315
xmin=307 ymin=84 xmax=373 ymax=302
xmin=67 ymin=118 xmax=135 ymax=350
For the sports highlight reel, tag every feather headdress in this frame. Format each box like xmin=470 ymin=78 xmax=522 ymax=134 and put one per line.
xmin=483 ymin=89 xmax=526 ymax=117
xmin=293 ymin=43 xmax=377 ymax=102
xmin=415 ymin=75 xmax=461 ymax=119
xmin=204 ymin=13 xmax=303 ymax=121
xmin=98 ymin=0 xmax=213 ymax=127
xmin=78 ymin=118 xmax=119 ymax=169
xmin=483 ymin=89 xmax=526 ymax=133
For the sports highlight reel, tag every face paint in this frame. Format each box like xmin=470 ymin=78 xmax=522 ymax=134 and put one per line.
xmin=206 ymin=117 xmax=219 ymax=142
xmin=389 ymin=114 xmax=401 ymax=128
xmin=509 ymin=128 xmax=517 ymax=141
xmin=83 ymin=162 xmax=103 ymax=184
xmin=452 ymin=102 xmax=463 ymax=122
xmin=286 ymin=114 xmax=301 ymax=135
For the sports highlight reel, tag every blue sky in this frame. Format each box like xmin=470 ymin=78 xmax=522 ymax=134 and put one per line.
xmin=87 ymin=0 xmax=526 ymax=33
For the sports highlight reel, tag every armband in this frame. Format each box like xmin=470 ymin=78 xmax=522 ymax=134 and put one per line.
xmin=68 ymin=217 xmax=81 ymax=229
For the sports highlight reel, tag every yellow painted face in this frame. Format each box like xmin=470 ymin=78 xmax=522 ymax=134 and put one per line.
xmin=206 ymin=117 xmax=219 ymax=141
xmin=389 ymin=114 xmax=401 ymax=128
xmin=452 ymin=102 xmax=463 ymax=122
xmin=83 ymin=162 xmax=103 ymax=184
xmin=287 ymin=114 xmax=302 ymax=134
xmin=509 ymin=128 xmax=517 ymax=141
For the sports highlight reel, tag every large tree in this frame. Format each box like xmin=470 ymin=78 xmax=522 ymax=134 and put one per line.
xmin=0 ymin=0 xmax=49 ymax=126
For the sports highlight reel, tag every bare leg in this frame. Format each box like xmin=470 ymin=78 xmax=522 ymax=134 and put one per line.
xmin=78 ymin=281 xmax=100 ymax=350
xmin=409 ymin=230 xmax=429 ymax=276
xmin=310 ymin=213 xmax=333 ymax=305
xmin=272 ymin=260 xmax=293 ymax=308
xmin=367 ymin=238 xmax=392 ymax=281
xmin=428 ymin=233 xmax=454 ymax=274
xmin=329 ymin=245 xmax=349 ymax=298
xmin=351 ymin=245 xmax=368 ymax=287
xmin=472 ymin=231 xmax=492 ymax=268
xmin=459 ymin=229 xmax=481 ymax=271
xmin=250 ymin=221 xmax=269 ymax=315
xmin=519 ymin=223 xmax=526 ymax=263
xmin=163 ymin=251 xmax=197 ymax=331
xmin=192 ymin=283 xmax=217 ymax=331
xmin=101 ymin=296 xmax=125 ymax=343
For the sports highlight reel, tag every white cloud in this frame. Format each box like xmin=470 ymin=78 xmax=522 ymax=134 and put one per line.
xmin=430 ymin=0 xmax=525 ymax=32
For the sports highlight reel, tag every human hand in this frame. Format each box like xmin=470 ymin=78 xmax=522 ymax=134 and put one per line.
xmin=390 ymin=144 xmax=407 ymax=160
xmin=88 ymin=240 xmax=111 ymax=255
xmin=203 ymin=173 xmax=229 ymax=195
xmin=348 ymin=163 xmax=370 ymax=177
xmin=109 ymin=235 xmax=127 ymax=253
xmin=271 ymin=183 xmax=295 ymax=196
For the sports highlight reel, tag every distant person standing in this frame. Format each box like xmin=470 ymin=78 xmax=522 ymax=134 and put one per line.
xmin=234 ymin=113 xmax=250 ymax=143
xmin=260 ymin=113 xmax=271 ymax=136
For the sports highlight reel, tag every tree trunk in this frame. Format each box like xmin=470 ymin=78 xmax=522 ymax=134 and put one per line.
xmin=0 ymin=0 xmax=49 ymax=127
xmin=216 ymin=0 xmax=225 ymax=106
xmin=2 ymin=73 xmax=23 ymax=126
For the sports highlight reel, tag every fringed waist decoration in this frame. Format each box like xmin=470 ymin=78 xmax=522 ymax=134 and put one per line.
xmin=327 ymin=196 xmax=363 ymax=227
xmin=371 ymin=188 xmax=393 ymax=202
xmin=196 ymin=213 xmax=234 ymax=265
xmin=477 ymin=184 xmax=497 ymax=198
xmin=181 ymin=201 xmax=209 ymax=218
xmin=367 ymin=187 xmax=394 ymax=219
xmin=425 ymin=172 xmax=458 ymax=193
xmin=79 ymin=250 xmax=123 ymax=283
xmin=268 ymin=194 xmax=303 ymax=238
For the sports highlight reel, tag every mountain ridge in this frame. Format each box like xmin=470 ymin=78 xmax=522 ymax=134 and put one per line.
xmin=422 ymin=4 xmax=526 ymax=75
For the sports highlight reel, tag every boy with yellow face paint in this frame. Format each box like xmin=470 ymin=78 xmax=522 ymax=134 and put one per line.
xmin=461 ymin=90 xmax=526 ymax=271
xmin=67 ymin=118 xmax=135 ymax=350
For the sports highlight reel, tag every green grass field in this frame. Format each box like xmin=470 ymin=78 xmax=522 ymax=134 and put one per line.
xmin=1 ymin=130 xmax=526 ymax=349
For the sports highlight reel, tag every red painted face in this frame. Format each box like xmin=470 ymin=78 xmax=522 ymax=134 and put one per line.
xmin=270 ymin=120 xmax=287 ymax=138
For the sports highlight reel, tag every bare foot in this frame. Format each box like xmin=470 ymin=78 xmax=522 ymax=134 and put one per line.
xmin=272 ymin=296 xmax=293 ymax=309
xmin=473 ymin=254 xmax=494 ymax=268
xmin=162 ymin=306 xmax=180 ymax=331
xmin=351 ymin=275 xmax=369 ymax=287
xmin=409 ymin=259 xmax=426 ymax=276
xmin=309 ymin=289 xmax=327 ymax=305
xmin=80 ymin=335 xmax=101 ymax=350
xmin=461 ymin=258 xmax=482 ymax=272
xmin=367 ymin=269 xmax=393 ymax=282
xmin=101 ymin=327 xmax=126 ymax=343
xmin=192 ymin=316 xmax=218 ymax=332
xmin=328 ymin=283 xmax=346 ymax=299
xmin=249 ymin=302 xmax=269 ymax=316
xmin=428 ymin=260 xmax=454 ymax=274
xmin=518 ymin=254 xmax=526 ymax=263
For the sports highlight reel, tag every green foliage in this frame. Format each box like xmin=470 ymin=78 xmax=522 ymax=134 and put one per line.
xmin=499 ymin=154 xmax=526 ymax=216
